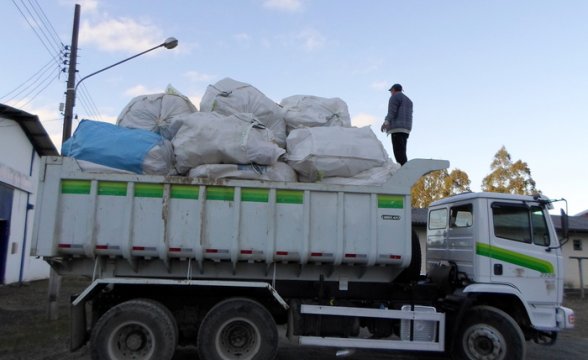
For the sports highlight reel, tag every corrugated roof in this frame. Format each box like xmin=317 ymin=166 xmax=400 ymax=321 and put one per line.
xmin=0 ymin=104 xmax=59 ymax=156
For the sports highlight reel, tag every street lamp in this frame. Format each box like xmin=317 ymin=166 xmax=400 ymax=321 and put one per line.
xmin=62 ymin=37 xmax=179 ymax=143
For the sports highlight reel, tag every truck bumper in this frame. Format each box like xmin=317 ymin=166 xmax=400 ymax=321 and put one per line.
xmin=556 ymin=306 xmax=575 ymax=329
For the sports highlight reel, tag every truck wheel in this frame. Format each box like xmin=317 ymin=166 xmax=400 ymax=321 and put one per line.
xmin=395 ymin=230 xmax=422 ymax=283
xmin=455 ymin=305 xmax=525 ymax=360
xmin=90 ymin=298 xmax=177 ymax=360
xmin=198 ymin=297 xmax=278 ymax=360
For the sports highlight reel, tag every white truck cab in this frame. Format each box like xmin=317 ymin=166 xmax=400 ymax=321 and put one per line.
xmin=427 ymin=192 xmax=574 ymax=356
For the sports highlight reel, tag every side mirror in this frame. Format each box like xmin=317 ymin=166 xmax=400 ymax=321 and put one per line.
xmin=560 ymin=208 xmax=569 ymax=240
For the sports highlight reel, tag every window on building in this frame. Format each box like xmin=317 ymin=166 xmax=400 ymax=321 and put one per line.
xmin=573 ymin=239 xmax=583 ymax=251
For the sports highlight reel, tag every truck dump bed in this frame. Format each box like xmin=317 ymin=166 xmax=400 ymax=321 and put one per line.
xmin=32 ymin=156 xmax=447 ymax=283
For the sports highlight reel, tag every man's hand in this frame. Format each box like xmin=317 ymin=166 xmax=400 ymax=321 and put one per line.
xmin=380 ymin=122 xmax=390 ymax=133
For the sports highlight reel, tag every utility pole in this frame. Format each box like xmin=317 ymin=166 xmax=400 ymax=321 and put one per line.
xmin=62 ymin=4 xmax=80 ymax=144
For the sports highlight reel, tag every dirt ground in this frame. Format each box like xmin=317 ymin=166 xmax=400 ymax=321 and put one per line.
xmin=0 ymin=276 xmax=587 ymax=360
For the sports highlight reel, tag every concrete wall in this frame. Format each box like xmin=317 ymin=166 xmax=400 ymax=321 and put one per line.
xmin=0 ymin=116 xmax=50 ymax=284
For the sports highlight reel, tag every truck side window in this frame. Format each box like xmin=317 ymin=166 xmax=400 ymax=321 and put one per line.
xmin=428 ymin=208 xmax=447 ymax=230
xmin=530 ymin=206 xmax=550 ymax=246
xmin=492 ymin=203 xmax=531 ymax=243
xmin=450 ymin=204 xmax=473 ymax=228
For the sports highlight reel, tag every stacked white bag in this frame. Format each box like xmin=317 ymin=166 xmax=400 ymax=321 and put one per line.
xmin=188 ymin=162 xmax=297 ymax=182
xmin=286 ymin=126 xmax=389 ymax=182
xmin=172 ymin=112 xmax=285 ymax=175
xmin=280 ymin=95 xmax=352 ymax=132
xmin=200 ymin=78 xmax=287 ymax=147
xmin=117 ymin=84 xmax=198 ymax=140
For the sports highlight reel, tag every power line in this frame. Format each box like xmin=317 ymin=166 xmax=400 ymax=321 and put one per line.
xmin=28 ymin=0 xmax=64 ymax=48
xmin=0 ymin=58 xmax=55 ymax=101
xmin=11 ymin=0 xmax=62 ymax=63
xmin=10 ymin=66 xmax=60 ymax=108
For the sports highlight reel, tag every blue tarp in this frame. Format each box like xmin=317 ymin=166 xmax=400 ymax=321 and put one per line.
xmin=62 ymin=119 xmax=164 ymax=174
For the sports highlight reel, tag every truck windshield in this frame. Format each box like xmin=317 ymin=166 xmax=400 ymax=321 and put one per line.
xmin=491 ymin=203 xmax=550 ymax=246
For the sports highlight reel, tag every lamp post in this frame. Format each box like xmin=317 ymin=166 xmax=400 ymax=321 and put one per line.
xmin=61 ymin=36 xmax=178 ymax=143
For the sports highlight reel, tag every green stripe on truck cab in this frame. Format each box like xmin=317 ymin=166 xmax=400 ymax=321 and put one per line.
xmin=476 ymin=242 xmax=554 ymax=274
xmin=378 ymin=194 xmax=404 ymax=209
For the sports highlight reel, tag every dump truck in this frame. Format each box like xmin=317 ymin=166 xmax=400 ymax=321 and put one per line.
xmin=31 ymin=156 xmax=574 ymax=360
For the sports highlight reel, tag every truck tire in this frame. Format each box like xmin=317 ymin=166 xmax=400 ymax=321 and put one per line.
xmin=197 ymin=297 xmax=278 ymax=360
xmin=395 ymin=230 xmax=422 ymax=283
xmin=455 ymin=305 xmax=525 ymax=360
xmin=90 ymin=298 xmax=178 ymax=360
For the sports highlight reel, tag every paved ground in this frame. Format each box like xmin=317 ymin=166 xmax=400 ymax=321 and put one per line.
xmin=0 ymin=276 xmax=587 ymax=359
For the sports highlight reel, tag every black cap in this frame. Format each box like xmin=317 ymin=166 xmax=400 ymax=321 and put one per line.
xmin=389 ymin=84 xmax=403 ymax=92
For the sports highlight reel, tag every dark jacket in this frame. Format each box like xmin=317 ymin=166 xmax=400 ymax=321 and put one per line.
xmin=385 ymin=92 xmax=413 ymax=133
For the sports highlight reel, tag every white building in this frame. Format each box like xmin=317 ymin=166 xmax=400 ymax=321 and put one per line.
xmin=0 ymin=104 xmax=58 ymax=284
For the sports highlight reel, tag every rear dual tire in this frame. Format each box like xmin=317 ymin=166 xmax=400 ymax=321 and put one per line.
xmin=197 ymin=297 xmax=279 ymax=360
xmin=90 ymin=298 xmax=178 ymax=360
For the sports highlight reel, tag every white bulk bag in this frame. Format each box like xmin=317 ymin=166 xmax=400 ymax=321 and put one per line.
xmin=200 ymin=78 xmax=287 ymax=147
xmin=318 ymin=159 xmax=401 ymax=186
xmin=188 ymin=162 xmax=297 ymax=182
xmin=286 ymin=126 xmax=388 ymax=182
xmin=117 ymin=84 xmax=198 ymax=140
xmin=172 ymin=112 xmax=286 ymax=175
xmin=280 ymin=95 xmax=351 ymax=132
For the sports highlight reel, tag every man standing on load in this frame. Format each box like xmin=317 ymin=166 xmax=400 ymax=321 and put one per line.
xmin=380 ymin=83 xmax=413 ymax=165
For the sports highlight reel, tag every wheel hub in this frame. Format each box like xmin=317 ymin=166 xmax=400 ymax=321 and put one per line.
xmin=216 ymin=318 xmax=261 ymax=359
xmin=465 ymin=326 xmax=505 ymax=360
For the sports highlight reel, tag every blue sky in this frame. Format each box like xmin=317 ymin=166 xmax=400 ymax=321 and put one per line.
xmin=1 ymin=0 xmax=587 ymax=214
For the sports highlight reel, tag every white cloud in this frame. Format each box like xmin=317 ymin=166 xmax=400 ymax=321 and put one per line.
xmin=59 ymin=0 xmax=98 ymax=12
xmin=351 ymin=113 xmax=377 ymax=127
xmin=124 ymin=84 xmax=164 ymax=97
xmin=371 ymin=81 xmax=389 ymax=91
xmin=297 ymin=28 xmax=325 ymax=51
xmin=184 ymin=71 xmax=216 ymax=83
xmin=234 ymin=33 xmax=251 ymax=43
xmin=80 ymin=17 xmax=164 ymax=53
xmin=189 ymin=95 xmax=203 ymax=109
xmin=263 ymin=0 xmax=303 ymax=12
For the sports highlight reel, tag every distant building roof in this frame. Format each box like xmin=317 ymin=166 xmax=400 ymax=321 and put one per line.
xmin=575 ymin=209 xmax=588 ymax=217
xmin=0 ymin=103 xmax=59 ymax=156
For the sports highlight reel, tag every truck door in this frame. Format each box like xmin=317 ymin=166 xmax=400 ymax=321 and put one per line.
xmin=487 ymin=202 xmax=559 ymax=305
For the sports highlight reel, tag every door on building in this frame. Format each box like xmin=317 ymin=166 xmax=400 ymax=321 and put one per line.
xmin=0 ymin=184 xmax=15 ymax=284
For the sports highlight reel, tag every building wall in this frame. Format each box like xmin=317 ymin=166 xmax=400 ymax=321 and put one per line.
xmin=562 ymin=233 xmax=588 ymax=289
xmin=0 ymin=116 xmax=49 ymax=284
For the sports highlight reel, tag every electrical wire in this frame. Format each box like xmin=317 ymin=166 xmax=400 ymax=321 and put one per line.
xmin=11 ymin=0 xmax=62 ymax=64
xmin=28 ymin=0 xmax=64 ymax=48
xmin=0 ymin=58 xmax=55 ymax=101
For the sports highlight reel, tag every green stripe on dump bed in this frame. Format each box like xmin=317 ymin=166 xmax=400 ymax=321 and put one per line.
xmin=98 ymin=181 xmax=127 ymax=196
xmin=171 ymin=185 xmax=199 ymax=199
xmin=134 ymin=183 xmax=164 ymax=198
xmin=207 ymin=186 xmax=234 ymax=201
xmin=378 ymin=195 xmax=404 ymax=209
xmin=61 ymin=180 xmax=91 ymax=194
xmin=242 ymin=188 xmax=269 ymax=203
xmin=476 ymin=242 xmax=554 ymax=274
xmin=276 ymin=190 xmax=303 ymax=204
